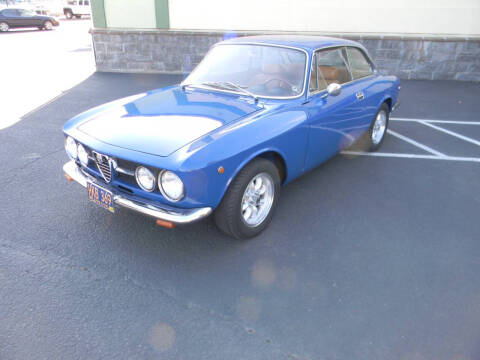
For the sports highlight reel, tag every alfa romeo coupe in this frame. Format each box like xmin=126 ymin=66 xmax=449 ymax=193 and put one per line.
xmin=63 ymin=35 xmax=400 ymax=239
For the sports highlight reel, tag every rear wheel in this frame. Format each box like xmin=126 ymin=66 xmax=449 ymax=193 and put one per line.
xmin=367 ymin=103 xmax=390 ymax=151
xmin=214 ymin=158 xmax=281 ymax=240
xmin=0 ymin=22 xmax=9 ymax=32
xmin=43 ymin=21 xmax=53 ymax=30
xmin=64 ymin=9 xmax=73 ymax=19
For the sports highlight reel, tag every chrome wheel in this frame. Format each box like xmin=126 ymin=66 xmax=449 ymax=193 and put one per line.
xmin=241 ymin=172 xmax=274 ymax=227
xmin=44 ymin=21 xmax=53 ymax=30
xmin=372 ymin=110 xmax=387 ymax=145
xmin=0 ymin=22 xmax=9 ymax=32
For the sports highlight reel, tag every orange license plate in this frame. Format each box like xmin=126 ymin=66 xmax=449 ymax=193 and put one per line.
xmin=87 ymin=181 xmax=114 ymax=213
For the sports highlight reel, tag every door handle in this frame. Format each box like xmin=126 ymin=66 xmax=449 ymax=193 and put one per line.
xmin=356 ymin=92 xmax=364 ymax=100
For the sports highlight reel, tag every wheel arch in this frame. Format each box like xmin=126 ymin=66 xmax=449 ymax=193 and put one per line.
xmin=215 ymin=148 xmax=288 ymax=208
xmin=383 ymin=97 xmax=392 ymax=112
xmin=257 ymin=151 xmax=287 ymax=184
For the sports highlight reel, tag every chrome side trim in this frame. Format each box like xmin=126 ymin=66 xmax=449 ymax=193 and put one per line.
xmin=63 ymin=161 xmax=212 ymax=224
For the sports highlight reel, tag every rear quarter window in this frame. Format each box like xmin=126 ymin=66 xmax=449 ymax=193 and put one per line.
xmin=346 ymin=47 xmax=373 ymax=80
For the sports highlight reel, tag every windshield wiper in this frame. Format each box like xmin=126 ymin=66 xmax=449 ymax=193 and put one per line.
xmin=221 ymin=82 xmax=259 ymax=103
xmin=182 ymin=81 xmax=258 ymax=103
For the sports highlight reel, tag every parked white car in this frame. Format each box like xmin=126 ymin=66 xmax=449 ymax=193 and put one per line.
xmin=63 ymin=0 xmax=90 ymax=19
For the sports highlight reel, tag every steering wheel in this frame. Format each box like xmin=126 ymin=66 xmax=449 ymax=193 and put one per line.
xmin=262 ymin=78 xmax=296 ymax=92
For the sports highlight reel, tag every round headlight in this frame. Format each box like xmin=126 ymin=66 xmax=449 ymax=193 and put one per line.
xmin=159 ymin=171 xmax=185 ymax=201
xmin=65 ymin=136 xmax=77 ymax=159
xmin=77 ymin=143 xmax=89 ymax=166
xmin=135 ymin=166 xmax=156 ymax=192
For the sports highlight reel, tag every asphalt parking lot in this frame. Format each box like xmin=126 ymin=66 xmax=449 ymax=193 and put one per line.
xmin=1 ymin=74 xmax=479 ymax=360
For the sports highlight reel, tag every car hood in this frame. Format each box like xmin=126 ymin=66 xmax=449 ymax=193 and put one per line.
xmin=75 ymin=86 xmax=263 ymax=157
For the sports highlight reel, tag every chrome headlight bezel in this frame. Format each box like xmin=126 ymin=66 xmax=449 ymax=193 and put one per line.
xmin=77 ymin=143 xmax=89 ymax=166
xmin=65 ymin=136 xmax=77 ymax=160
xmin=135 ymin=166 xmax=156 ymax=192
xmin=159 ymin=170 xmax=185 ymax=202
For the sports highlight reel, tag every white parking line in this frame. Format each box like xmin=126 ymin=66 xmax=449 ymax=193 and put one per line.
xmin=387 ymin=129 xmax=446 ymax=157
xmin=419 ymin=121 xmax=480 ymax=148
xmin=340 ymin=117 xmax=480 ymax=164
xmin=341 ymin=151 xmax=480 ymax=163
xmin=391 ymin=117 xmax=480 ymax=125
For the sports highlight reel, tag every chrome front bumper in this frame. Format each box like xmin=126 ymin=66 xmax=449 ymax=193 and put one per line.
xmin=63 ymin=161 xmax=212 ymax=224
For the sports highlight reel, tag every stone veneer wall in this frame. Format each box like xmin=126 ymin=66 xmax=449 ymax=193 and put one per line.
xmin=91 ymin=29 xmax=480 ymax=81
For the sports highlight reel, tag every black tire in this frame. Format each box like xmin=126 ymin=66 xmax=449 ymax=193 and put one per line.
xmin=214 ymin=158 xmax=281 ymax=240
xmin=65 ymin=9 xmax=73 ymax=19
xmin=367 ymin=103 xmax=390 ymax=151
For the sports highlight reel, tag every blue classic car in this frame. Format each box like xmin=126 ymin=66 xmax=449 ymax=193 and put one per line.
xmin=63 ymin=35 xmax=400 ymax=239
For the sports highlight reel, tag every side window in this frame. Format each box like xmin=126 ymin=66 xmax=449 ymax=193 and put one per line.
xmin=314 ymin=48 xmax=352 ymax=91
xmin=346 ymin=47 xmax=373 ymax=80
xmin=2 ymin=9 xmax=19 ymax=17
xmin=79 ymin=0 xmax=83 ymax=5
xmin=84 ymin=0 xmax=89 ymax=5
xmin=19 ymin=9 xmax=34 ymax=17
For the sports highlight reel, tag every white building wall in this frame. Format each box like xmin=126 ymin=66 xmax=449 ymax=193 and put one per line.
xmin=168 ymin=0 xmax=480 ymax=36
xmin=104 ymin=0 xmax=156 ymax=29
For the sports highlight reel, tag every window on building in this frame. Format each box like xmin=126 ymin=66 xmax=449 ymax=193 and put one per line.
xmin=345 ymin=47 xmax=373 ymax=80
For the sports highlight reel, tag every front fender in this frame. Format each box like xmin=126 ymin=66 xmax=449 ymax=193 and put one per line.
xmin=175 ymin=104 xmax=310 ymax=209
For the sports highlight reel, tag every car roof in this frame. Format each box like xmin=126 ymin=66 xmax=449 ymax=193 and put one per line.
xmin=218 ymin=35 xmax=362 ymax=52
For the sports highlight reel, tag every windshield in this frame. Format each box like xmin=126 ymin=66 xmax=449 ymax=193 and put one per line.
xmin=184 ymin=44 xmax=307 ymax=98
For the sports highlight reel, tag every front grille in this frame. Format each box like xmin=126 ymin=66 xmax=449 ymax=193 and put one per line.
xmin=92 ymin=151 xmax=112 ymax=183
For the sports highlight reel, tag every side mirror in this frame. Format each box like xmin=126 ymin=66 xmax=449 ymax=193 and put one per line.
xmin=327 ymin=83 xmax=341 ymax=96
xmin=320 ymin=83 xmax=342 ymax=99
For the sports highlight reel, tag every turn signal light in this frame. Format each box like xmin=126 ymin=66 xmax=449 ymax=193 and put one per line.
xmin=156 ymin=219 xmax=176 ymax=229
xmin=65 ymin=173 xmax=73 ymax=182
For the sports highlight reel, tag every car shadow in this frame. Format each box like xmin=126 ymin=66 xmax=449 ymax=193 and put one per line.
xmin=0 ymin=28 xmax=55 ymax=34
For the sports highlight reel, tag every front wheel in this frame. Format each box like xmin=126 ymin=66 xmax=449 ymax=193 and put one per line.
xmin=214 ymin=158 xmax=281 ymax=240
xmin=368 ymin=103 xmax=390 ymax=151
xmin=0 ymin=22 xmax=9 ymax=32
xmin=65 ymin=10 xmax=73 ymax=19
xmin=43 ymin=21 xmax=53 ymax=30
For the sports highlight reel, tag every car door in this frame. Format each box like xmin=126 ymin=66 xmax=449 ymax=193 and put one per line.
xmin=17 ymin=9 xmax=40 ymax=27
xmin=304 ymin=47 xmax=365 ymax=170
xmin=342 ymin=46 xmax=380 ymax=133
xmin=1 ymin=9 xmax=22 ymax=27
